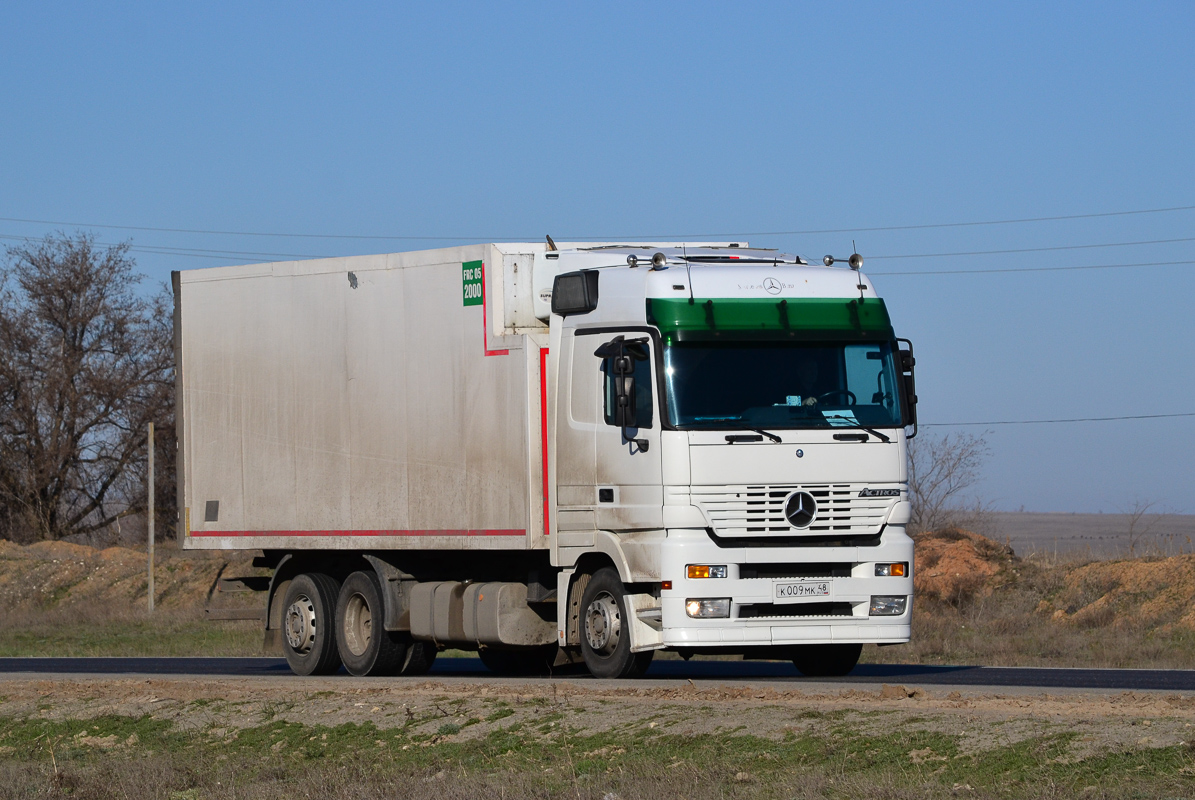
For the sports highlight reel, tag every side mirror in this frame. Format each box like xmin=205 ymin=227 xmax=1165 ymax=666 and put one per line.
xmin=597 ymin=336 xmax=649 ymax=452
xmin=616 ymin=376 xmax=637 ymax=428
xmin=896 ymin=338 xmax=918 ymax=438
xmin=552 ymin=270 xmax=600 ymax=316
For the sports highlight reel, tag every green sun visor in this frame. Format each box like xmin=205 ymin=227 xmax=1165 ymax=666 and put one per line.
xmin=647 ymin=297 xmax=894 ymax=341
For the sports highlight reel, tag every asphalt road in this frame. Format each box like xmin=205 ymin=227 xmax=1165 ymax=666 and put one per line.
xmin=3 ymin=657 xmax=1194 ymax=692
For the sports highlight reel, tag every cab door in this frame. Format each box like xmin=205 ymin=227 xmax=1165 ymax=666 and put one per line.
xmin=584 ymin=331 xmax=663 ymax=531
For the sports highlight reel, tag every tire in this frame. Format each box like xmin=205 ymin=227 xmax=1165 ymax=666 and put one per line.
xmin=400 ymin=640 xmax=437 ymax=675
xmin=579 ymin=568 xmax=654 ymax=679
xmin=478 ymin=645 xmax=558 ymax=676
xmin=791 ymin=643 xmax=863 ymax=677
xmin=335 ymin=571 xmax=408 ymax=677
xmin=281 ymin=573 xmax=343 ymax=676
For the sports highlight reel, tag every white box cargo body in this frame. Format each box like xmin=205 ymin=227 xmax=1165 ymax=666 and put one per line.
xmin=175 ymin=244 xmax=550 ymax=550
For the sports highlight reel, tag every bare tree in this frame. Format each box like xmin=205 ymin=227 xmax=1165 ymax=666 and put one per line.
xmin=1120 ymin=498 xmax=1166 ymax=558
xmin=0 ymin=232 xmax=173 ymax=543
xmin=907 ymin=431 xmax=991 ymax=534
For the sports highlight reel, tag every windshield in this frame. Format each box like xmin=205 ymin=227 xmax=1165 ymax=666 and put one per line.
xmin=663 ymin=340 xmax=904 ymax=429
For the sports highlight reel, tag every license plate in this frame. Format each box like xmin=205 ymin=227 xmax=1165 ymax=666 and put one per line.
xmin=774 ymin=580 xmax=831 ymax=602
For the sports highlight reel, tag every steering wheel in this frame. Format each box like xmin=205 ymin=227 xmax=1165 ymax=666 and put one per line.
xmin=816 ymin=389 xmax=857 ymax=406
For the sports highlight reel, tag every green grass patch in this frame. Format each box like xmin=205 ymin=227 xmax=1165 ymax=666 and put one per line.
xmin=0 ymin=617 xmax=262 ymax=657
xmin=1 ymin=713 xmax=1193 ymax=799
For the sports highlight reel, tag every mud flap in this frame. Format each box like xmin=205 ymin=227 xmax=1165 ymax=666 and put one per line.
xmin=625 ymin=593 xmax=664 ymax=653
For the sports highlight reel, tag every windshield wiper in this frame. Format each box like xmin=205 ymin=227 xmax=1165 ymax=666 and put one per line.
xmin=824 ymin=415 xmax=892 ymax=443
xmin=751 ymin=428 xmax=782 ymax=443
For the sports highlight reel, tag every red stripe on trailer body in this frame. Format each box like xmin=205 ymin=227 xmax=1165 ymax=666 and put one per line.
xmin=189 ymin=529 xmax=526 ymax=538
xmin=539 ymin=346 xmax=550 ymax=537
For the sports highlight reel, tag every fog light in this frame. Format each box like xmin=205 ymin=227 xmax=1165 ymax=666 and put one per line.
xmin=685 ymin=598 xmax=731 ymax=618
xmin=875 ymin=562 xmax=908 ymax=577
xmin=687 ymin=565 xmax=728 ymax=579
xmin=869 ymin=595 xmax=908 ymax=616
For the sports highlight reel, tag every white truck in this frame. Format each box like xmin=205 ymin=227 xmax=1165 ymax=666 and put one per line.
xmin=174 ymin=241 xmax=917 ymax=679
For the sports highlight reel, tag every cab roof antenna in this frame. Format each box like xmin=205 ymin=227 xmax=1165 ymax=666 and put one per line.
xmin=546 ymin=234 xmax=557 ymax=252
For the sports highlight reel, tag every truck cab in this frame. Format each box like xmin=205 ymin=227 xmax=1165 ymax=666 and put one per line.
xmin=541 ymin=245 xmax=916 ymax=677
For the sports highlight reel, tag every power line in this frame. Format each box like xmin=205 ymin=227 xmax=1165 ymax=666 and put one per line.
xmin=595 ymin=204 xmax=1195 ymax=238
xmin=1 ymin=202 xmax=1193 ymax=242
xmin=869 ymin=259 xmax=1195 ymax=276
xmin=869 ymin=236 xmax=1195 ymax=261
xmin=923 ymin=412 xmax=1195 ymax=427
xmin=0 ymin=233 xmax=327 ymax=261
xmin=4 ymin=230 xmax=1190 ymax=277
xmin=0 ymin=217 xmax=488 ymax=242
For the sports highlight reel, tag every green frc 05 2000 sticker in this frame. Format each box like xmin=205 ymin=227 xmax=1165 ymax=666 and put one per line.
xmin=462 ymin=260 xmax=484 ymax=306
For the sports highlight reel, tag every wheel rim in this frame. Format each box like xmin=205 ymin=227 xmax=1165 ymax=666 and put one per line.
xmin=584 ymin=591 xmax=622 ymax=655
xmin=284 ymin=593 xmax=317 ymax=654
xmin=342 ymin=592 xmax=372 ymax=657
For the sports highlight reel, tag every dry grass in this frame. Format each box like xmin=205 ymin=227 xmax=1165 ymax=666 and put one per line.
xmin=869 ymin=546 xmax=1195 ymax=669
xmin=3 ymin=534 xmax=1195 ymax=669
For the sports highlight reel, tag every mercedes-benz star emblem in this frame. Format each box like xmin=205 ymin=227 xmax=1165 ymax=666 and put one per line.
xmin=784 ymin=491 xmax=817 ymax=529
xmin=762 ymin=276 xmax=783 ymax=295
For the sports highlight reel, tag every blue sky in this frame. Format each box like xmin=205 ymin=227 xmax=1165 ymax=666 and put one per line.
xmin=2 ymin=2 xmax=1193 ymax=513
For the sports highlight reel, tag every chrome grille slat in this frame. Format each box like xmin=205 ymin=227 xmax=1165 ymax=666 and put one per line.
xmin=692 ymin=483 xmax=896 ymax=537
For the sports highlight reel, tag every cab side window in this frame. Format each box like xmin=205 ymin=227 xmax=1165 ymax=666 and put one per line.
xmin=601 ymin=342 xmax=653 ymax=428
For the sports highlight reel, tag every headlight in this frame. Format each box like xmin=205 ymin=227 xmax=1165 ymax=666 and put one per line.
xmin=687 ymin=565 xmax=728 ymax=579
xmin=874 ymin=562 xmax=908 ymax=577
xmin=869 ymin=595 xmax=908 ymax=616
xmin=685 ymin=598 xmax=731 ymax=618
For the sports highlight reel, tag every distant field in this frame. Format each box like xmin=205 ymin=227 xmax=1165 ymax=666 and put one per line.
xmin=987 ymin=511 xmax=1195 ymax=559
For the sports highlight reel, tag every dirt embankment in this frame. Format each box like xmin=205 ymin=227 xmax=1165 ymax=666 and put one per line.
xmin=4 ymin=533 xmax=1195 ymax=635
xmin=0 ymin=539 xmax=256 ymax=614
xmin=914 ymin=527 xmax=1195 ymax=632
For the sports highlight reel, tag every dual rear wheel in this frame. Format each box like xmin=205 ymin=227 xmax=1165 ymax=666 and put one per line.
xmin=280 ymin=571 xmax=436 ymax=677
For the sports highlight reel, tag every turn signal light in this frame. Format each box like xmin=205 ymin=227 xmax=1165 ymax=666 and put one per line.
xmin=687 ymin=565 xmax=728 ymax=579
xmin=875 ymin=562 xmax=908 ymax=577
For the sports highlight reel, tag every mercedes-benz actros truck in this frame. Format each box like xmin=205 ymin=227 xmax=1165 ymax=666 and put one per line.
xmin=174 ymin=241 xmax=917 ymax=679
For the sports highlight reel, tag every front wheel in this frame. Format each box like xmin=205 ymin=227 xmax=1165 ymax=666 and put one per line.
xmin=791 ymin=643 xmax=862 ymax=677
xmin=579 ymin=568 xmax=654 ymax=679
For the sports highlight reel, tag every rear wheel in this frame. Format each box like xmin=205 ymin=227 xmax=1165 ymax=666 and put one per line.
xmin=579 ymin=568 xmax=654 ymax=679
xmin=791 ymin=643 xmax=862 ymax=677
xmin=478 ymin=645 xmax=558 ymax=676
xmin=335 ymin=571 xmax=408 ymax=677
xmin=400 ymin=640 xmax=437 ymax=675
xmin=282 ymin=573 xmax=343 ymax=676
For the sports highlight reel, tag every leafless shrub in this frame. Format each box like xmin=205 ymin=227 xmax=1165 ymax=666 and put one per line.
xmin=1120 ymin=498 xmax=1170 ymax=558
xmin=0 ymin=232 xmax=174 ymax=543
xmin=906 ymin=431 xmax=991 ymax=534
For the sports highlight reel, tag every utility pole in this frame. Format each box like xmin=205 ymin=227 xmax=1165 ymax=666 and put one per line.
xmin=147 ymin=421 xmax=155 ymax=613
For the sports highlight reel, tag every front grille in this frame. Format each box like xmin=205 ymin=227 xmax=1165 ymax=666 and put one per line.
xmin=692 ymin=484 xmax=897 ymax=538
xmin=738 ymin=602 xmax=854 ymax=619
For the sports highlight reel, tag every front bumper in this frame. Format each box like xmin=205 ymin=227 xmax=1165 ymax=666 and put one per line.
xmin=658 ymin=527 xmax=913 ymax=647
